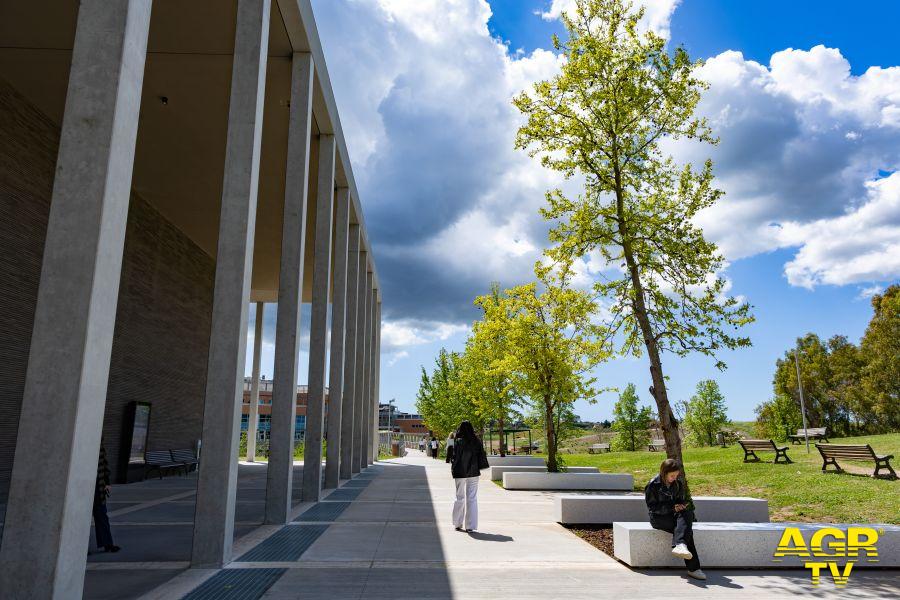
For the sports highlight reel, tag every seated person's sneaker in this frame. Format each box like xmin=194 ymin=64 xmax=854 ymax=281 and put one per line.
xmin=671 ymin=543 xmax=693 ymax=559
xmin=687 ymin=569 xmax=707 ymax=580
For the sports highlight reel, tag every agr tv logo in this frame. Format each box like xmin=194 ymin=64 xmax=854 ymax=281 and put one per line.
xmin=773 ymin=526 xmax=881 ymax=586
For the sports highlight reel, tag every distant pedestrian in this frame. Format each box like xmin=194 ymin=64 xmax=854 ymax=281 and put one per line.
xmin=419 ymin=437 xmax=425 ymax=453
xmin=450 ymin=421 xmax=488 ymax=532
xmin=445 ymin=432 xmax=456 ymax=463
xmin=93 ymin=441 xmax=120 ymax=553
xmin=645 ymin=458 xmax=704 ymax=580
xmin=430 ymin=438 xmax=439 ymax=459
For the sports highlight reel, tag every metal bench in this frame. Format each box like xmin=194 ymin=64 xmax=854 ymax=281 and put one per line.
xmin=144 ymin=450 xmax=186 ymax=479
xmin=171 ymin=448 xmax=199 ymax=472
xmin=816 ymin=443 xmax=896 ymax=479
xmin=647 ymin=440 xmax=665 ymax=452
xmin=788 ymin=427 xmax=829 ymax=444
xmin=738 ymin=439 xmax=792 ymax=464
xmin=587 ymin=443 xmax=610 ymax=454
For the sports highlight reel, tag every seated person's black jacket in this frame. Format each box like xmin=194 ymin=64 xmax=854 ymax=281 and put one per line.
xmin=450 ymin=436 xmax=488 ymax=478
xmin=644 ymin=474 xmax=686 ymax=517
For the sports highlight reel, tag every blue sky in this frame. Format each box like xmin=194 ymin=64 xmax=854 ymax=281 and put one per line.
xmin=254 ymin=0 xmax=900 ymax=423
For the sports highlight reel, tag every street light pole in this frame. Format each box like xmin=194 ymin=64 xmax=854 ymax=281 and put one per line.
xmin=794 ymin=341 xmax=810 ymax=454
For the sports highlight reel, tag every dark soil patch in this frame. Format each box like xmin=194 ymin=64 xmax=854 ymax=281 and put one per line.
xmin=564 ymin=524 xmax=615 ymax=558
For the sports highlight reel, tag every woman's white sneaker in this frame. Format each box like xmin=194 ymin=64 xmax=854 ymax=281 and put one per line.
xmin=671 ymin=544 xmax=693 ymax=560
xmin=688 ymin=569 xmax=707 ymax=580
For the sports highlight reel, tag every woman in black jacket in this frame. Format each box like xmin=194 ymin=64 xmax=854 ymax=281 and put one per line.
xmin=645 ymin=458 xmax=704 ymax=580
xmin=450 ymin=421 xmax=489 ymax=532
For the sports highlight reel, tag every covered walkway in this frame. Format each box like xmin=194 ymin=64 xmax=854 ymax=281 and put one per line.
xmin=80 ymin=452 xmax=900 ymax=599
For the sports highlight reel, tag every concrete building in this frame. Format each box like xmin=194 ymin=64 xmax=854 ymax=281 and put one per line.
xmin=379 ymin=403 xmax=427 ymax=434
xmin=0 ymin=1 xmax=382 ymax=597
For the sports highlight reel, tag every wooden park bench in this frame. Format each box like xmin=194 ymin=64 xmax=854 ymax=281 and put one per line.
xmin=738 ymin=439 xmax=792 ymax=464
xmin=788 ymin=427 xmax=829 ymax=444
xmin=648 ymin=440 xmax=665 ymax=452
xmin=588 ymin=443 xmax=610 ymax=454
xmin=171 ymin=448 xmax=199 ymax=472
xmin=816 ymin=444 xmax=897 ymax=479
xmin=145 ymin=450 xmax=187 ymax=479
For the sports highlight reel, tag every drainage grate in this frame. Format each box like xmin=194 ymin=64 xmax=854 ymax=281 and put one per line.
xmin=294 ymin=501 xmax=351 ymax=522
xmin=181 ymin=568 xmax=285 ymax=600
xmin=342 ymin=479 xmax=372 ymax=488
xmin=237 ymin=525 xmax=329 ymax=562
xmin=326 ymin=487 xmax=363 ymax=501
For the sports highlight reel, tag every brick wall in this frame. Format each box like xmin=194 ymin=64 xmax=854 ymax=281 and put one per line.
xmin=0 ymin=77 xmax=215 ymax=506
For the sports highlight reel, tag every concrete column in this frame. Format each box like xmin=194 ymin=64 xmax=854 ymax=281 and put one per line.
xmin=366 ymin=288 xmax=377 ymax=465
xmin=324 ymin=189 xmax=350 ymax=489
xmin=359 ymin=270 xmax=374 ymax=470
xmin=0 ymin=2 xmax=151 ymax=596
xmin=265 ymin=51 xmax=314 ymax=525
xmin=247 ymin=302 xmax=264 ymax=461
xmin=191 ymin=0 xmax=270 ymax=569
xmin=352 ymin=253 xmax=369 ymax=474
xmin=371 ymin=300 xmax=382 ymax=461
xmin=301 ymin=134 xmax=336 ymax=501
xmin=339 ymin=226 xmax=361 ymax=480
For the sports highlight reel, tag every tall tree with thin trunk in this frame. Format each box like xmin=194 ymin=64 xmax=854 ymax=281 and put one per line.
xmin=464 ymin=283 xmax=521 ymax=456
xmin=513 ymin=0 xmax=753 ymax=471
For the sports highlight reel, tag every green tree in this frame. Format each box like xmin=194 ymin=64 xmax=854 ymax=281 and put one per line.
xmin=859 ymin=285 xmax=900 ymax=431
xmin=513 ymin=0 xmax=753 ymax=471
xmin=755 ymin=393 xmax=802 ymax=442
xmin=611 ymin=383 xmax=653 ymax=451
xmin=500 ymin=265 xmax=611 ymax=471
xmin=683 ymin=379 xmax=729 ymax=446
xmin=415 ymin=349 xmax=481 ymax=440
xmin=773 ymin=334 xmax=857 ymax=436
xmin=464 ymin=283 xmax=522 ymax=455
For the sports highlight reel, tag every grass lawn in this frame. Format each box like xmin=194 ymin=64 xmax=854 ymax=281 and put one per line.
xmin=562 ymin=432 xmax=900 ymax=524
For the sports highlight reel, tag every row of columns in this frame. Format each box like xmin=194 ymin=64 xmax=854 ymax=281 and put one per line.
xmin=0 ymin=1 xmax=383 ymax=597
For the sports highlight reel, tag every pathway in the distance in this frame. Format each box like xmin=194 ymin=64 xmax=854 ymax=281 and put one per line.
xmin=152 ymin=450 xmax=900 ymax=599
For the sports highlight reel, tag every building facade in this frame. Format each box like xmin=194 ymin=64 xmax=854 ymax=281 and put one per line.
xmin=0 ymin=1 xmax=383 ymax=597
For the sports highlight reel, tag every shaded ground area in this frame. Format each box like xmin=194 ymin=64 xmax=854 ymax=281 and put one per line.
xmin=81 ymin=461 xmax=306 ymax=600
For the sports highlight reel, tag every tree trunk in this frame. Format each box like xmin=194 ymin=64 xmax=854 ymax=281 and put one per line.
xmin=544 ymin=397 xmax=558 ymax=472
xmin=613 ymin=181 xmax=685 ymax=472
xmin=498 ymin=414 xmax=506 ymax=457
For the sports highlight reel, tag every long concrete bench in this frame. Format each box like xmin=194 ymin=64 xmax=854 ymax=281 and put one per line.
xmin=487 ymin=455 xmax=545 ymax=467
xmin=555 ymin=495 xmax=769 ymax=524
xmin=613 ymin=522 xmax=900 ymax=568
xmin=488 ymin=465 xmax=598 ymax=480
xmin=502 ymin=472 xmax=633 ymax=490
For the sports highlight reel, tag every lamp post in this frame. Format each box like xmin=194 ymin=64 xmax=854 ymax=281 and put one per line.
xmin=794 ymin=340 xmax=811 ymax=454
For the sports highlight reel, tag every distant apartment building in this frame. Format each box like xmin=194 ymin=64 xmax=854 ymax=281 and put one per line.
xmin=240 ymin=377 xmax=331 ymax=441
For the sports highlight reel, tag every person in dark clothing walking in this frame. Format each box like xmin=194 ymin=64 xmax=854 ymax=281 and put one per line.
xmin=93 ymin=442 xmax=120 ymax=553
xmin=430 ymin=437 xmax=439 ymax=459
xmin=449 ymin=421 xmax=489 ymax=532
xmin=645 ymin=458 xmax=704 ymax=580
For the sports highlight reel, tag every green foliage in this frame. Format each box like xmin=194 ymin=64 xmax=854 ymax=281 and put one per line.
xmin=859 ymin=285 xmax=900 ymax=431
xmin=415 ymin=349 xmax=482 ymax=439
xmin=611 ymin=383 xmax=653 ymax=451
xmin=755 ymin=393 xmax=802 ymax=442
xmin=512 ymin=0 xmax=753 ymax=468
xmin=464 ymin=283 xmax=523 ymax=453
xmin=683 ymin=379 xmax=730 ymax=446
xmin=496 ymin=265 xmax=612 ymax=471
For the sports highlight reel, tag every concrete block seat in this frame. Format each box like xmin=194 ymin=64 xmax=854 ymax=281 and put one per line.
xmin=555 ymin=495 xmax=769 ymax=524
xmin=488 ymin=465 xmax=598 ymax=480
xmin=613 ymin=522 xmax=900 ymax=568
xmin=502 ymin=472 xmax=633 ymax=490
xmin=487 ymin=455 xmax=545 ymax=467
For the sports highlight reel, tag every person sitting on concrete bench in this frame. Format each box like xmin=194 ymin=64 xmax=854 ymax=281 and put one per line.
xmin=645 ymin=458 xmax=705 ymax=580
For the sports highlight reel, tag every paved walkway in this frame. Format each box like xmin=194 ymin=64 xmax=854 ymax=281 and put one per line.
xmin=110 ymin=450 xmax=900 ymax=600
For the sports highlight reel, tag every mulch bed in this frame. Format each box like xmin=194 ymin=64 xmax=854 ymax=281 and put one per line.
xmin=564 ymin=524 xmax=615 ymax=558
